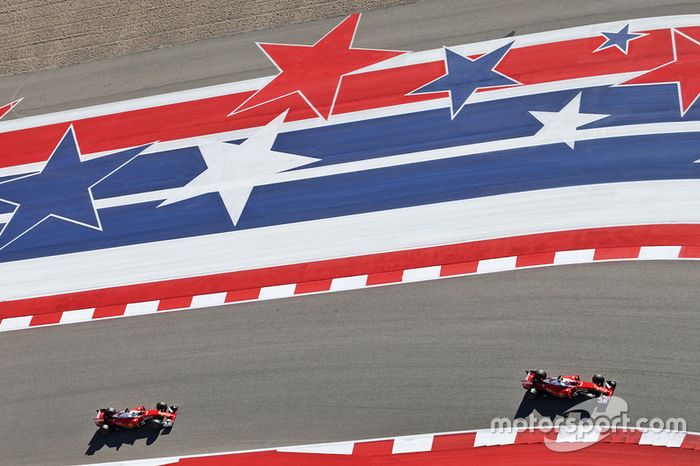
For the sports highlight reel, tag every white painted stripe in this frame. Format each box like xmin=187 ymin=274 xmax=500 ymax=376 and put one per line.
xmin=330 ymin=275 xmax=369 ymax=291
xmin=554 ymin=249 xmax=596 ymax=265
xmin=476 ymin=256 xmax=517 ymax=274
xmin=123 ymin=300 xmax=160 ymax=316
xmin=59 ymin=308 xmax=95 ymax=324
xmin=0 ymin=315 xmax=32 ymax=331
xmin=638 ymin=246 xmax=682 ymax=260
xmin=473 ymin=429 xmax=517 ymax=447
xmin=258 ymin=284 xmax=296 ymax=300
xmin=402 ymin=265 xmax=442 ymax=282
xmin=278 ymin=441 xmax=355 ymax=455
xmin=555 ymin=425 xmax=601 ymax=443
xmin=190 ymin=292 xmax=227 ymax=308
xmin=639 ymin=430 xmax=686 ymax=447
xmin=3 ymin=180 xmax=700 ymax=301
xmin=391 ymin=434 xmax=434 ymax=454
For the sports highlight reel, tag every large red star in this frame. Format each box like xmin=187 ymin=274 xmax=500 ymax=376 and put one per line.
xmin=231 ymin=14 xmax=405 ymax=120
xmin=0 ymin=98 xmax=21 ymax=120
xmin=623 ymin=29 xmax=700 ymax=116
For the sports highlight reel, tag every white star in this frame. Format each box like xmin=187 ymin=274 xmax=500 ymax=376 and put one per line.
xmin=158 ymin=113 xmax=319 ymax=225
xmin=529 ymin=93 xmax=609 ymax=149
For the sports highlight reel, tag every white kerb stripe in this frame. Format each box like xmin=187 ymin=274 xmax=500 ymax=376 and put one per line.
xmin=639 ymin=430 xmax=686 ymax=447
xmin=402 ymin=266 xmax=441 ymax=282
xmin=123 ymin=301 xmax=160 ymax=316
xmin=278 ymin=441 xmax=355 ymax=455
xmin=330 ymin=275 xmax=368 ymax=291
xmin=391 ymin=434 xmax=434 ymax=454
xmin=190 ymin=292 xmax=227 ymax=308
xmin=555 ymin=425 xmax=601 ymax=443
xmin=638 ymin=246 xmax=682 ymax=260
xmin=0 ymin=315 xmax=33 ymax=331
xmin=554 ymin=249 xmax=596 ymax=265
xmin=476 ymin=256 xmax=517 ymax=273
xmin=59 ymin=308 xmax=95 ymax=324
xmin=473 ymin=430 xmax=517 ymax=447
xmin=258 ymin=284 xmax=296 ymax=300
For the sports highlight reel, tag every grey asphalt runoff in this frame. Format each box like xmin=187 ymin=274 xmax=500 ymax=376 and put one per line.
xmin=0 ymin=262 xmax=698 ymax=465
xmin=0 ymin=1 xmax=699 ymax=465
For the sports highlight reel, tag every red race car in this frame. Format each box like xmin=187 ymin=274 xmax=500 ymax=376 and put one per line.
xmin=94 ymin=402 xmax=178 ymax=435
xmin=522 ymin=370 xmax=616 ymax=399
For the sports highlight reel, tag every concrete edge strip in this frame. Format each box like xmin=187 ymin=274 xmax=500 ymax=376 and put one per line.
xmin=79 ymin=427 xmax=700 ymax=465
xmin=0 ymin=245 xmax=694 ymax=333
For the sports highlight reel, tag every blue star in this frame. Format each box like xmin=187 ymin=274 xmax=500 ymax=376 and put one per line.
xmin=595 ymin=25 xmax=645 ymax=54
xmin=0 ymin=126 xmax=150 ymax=251
xmin=413 ymin=42 xmax=518 ymax=118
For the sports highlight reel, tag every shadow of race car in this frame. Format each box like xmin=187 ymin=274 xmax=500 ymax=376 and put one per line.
xmin=522 ymin=370 xmax=616 ymax=399
xmin=94 ymin=402 xmax=178 ymax=435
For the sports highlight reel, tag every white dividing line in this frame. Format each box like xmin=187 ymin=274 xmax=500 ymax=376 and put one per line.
xmin=639 ymin=430 xmax=687 ymax=447
xmin=476 ymin=256 xmax=517 ymax=274
xmin=190 ymin=292 xmax=227 ymax=308
xmin=330 ymin=275 xmax=369 ymax=291
xmin=278 ymin=441 xmax=355 ymax=455
xmin=473 ymin=429 xmax=518 ymax=447
xmin=555 ymin=425 xmax=602 ymax=443
xmin=392 ymin=434 xmax=435 ymax=454
xmin=638 ymin=245 xmax=682 ymax=260
xmin=402 ymin=265 xmax=442 ymax=282
xmin=0 ymin=315 xmax=32 ymax=331
xmin=554 ymin=249 xmax=596 ymax=265
xmin=258 ymin=284 xmax=296 ymax=300
xmin=59 ymin=308 xmax=95 ymax=324
xmin=123 ymin=300 xmax=160 ymax=316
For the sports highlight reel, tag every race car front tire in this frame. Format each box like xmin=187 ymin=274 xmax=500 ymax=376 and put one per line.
xmin=527 ymin=388 xmax=538 ymax=399
xmin=99 ymin=424 xmax=110 ymax=435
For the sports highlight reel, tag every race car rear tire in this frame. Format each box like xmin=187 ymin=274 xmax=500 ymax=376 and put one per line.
xmin=527 ymin=388 xmax=538 ymax=399
xmin=105 ymin=407 xmax=116 ymax=417
xmin=592 ymin=374 xmax=605 ymax=386
xmin=156 ymin=402 xmax=168 ymax=412
xmin=148 ymin=418 xmax=163 ymax=430
xmin=99 ymin=424 xmax=110 ymax=435
xmin=534 ymin=370 xmax=547 ymax=380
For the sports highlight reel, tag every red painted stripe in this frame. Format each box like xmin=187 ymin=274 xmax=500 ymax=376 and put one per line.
xmin=29 ymin=312 xmax=62 ymax=326
xmin=157 ymin=296 xmax=193 ymax=311
xmin=225 ymin=288 xmax=261 ymax=303
xmin=440 ymin=261 xmax=479 ymax=276
xmin=514 ymin=429 xmax=549 ymax=444
xmin=366 ymin=270 xmax=404 ymax=286
xmin=679 ymin=246 xmax=700 ymax=258
xmin=681 ymin=434 xmax=700 ymax=449
xmin=2 ymin=224 xmax=699 ymax=320
xmin=431 ymin=433 xmax=477 ymax=451
xmin=516 ymin=252 xmax=556 ymax=268
xmin=593 ymin=246 xmax=641 ymax=260
xmin=352 ymin=440 xmax=394 ymax=456
xmin=294 ymin=279 xmax=333 ymax=295
xmin=624 ymin=430 xmax=643 ymax=444
xmin=0 ymin=28 xmax=677 ymax=169
xmin=92 ymin=304 xmax=127 ymax=319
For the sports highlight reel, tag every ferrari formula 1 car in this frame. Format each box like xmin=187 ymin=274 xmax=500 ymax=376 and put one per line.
xmin=522 ymin=370 xmax=616 ymax=399
xmin=94 ymin=402 xmax=178 ymax=435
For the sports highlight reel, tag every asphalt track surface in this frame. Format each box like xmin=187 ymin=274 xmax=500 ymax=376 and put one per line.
xmin=0 ymin=1 xmax=699 ymax=465
xmin=0 ymin=262 xmax=698 ymax=465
